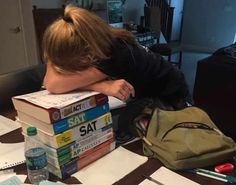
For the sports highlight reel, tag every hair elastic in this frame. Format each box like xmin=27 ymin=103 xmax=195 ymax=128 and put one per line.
xmin=63 ymin=15 xmax=73 ymax=23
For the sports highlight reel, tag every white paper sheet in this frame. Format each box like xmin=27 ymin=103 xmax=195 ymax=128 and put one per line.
xmin=0 ymin=142 xmax=25 ymax=169
xmin=0 ymin=173 xmax=16 ymax=182
xmin=72 ymin=146 xmax=148 ymax=185
xmin=0 ymin=115 xmax=21 ymax=136
xmin=108 ymin=96 xmax=126 ymax=110
xmin=0 ymin=175 xmax=27 ymax=185
xmin=14 ymin=90 xmax=99 ymax=109
xmin=139 ymin=166 xmax=200 ymax=185
xmin=39 ymin=180 xmax=66 ymax=185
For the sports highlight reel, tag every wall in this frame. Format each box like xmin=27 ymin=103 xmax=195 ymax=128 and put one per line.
xmin=122 ymin=0 xmax=183 ymax=42
xmin=32 ymin=0 xmax=107 ymax=20
xmin=32 ymin=0 xmax=185 ymax=43
xmin=0 ymin=0 xmax=39 ymax=75
xmin=32 ymin=0 xmax=182 ymax=41
xmin=32 ymin=0 xmax=63 ymax=8
xmin=122 ymin=0 xmax=145 ymax=25
xmin=181 ymin=0 xmax=236 ymax=52
xmin=31 ymin=0 xmax=146 ymax=25
xmin=170 ymin=0 xmax=184 ymax=41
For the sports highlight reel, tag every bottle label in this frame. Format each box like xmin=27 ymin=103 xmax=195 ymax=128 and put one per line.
xmin=25 ymin=147 xmax=48 ymax=170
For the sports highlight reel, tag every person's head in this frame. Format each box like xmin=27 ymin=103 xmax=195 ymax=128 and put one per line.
xmin=42 ymin=5 xmax=136 ymax=73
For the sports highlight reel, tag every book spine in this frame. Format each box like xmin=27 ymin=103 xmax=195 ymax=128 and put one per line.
xmin=46 ymin=129 xmax=114 ymax=167
xmin=56 ymin=112 xmax=112 ymax=148
xmin=76 ymin=141 xmax=116 ymax=170
xmin=55 ymin=112 xmax=112 ymax=148
xmin=46 ymin=152 xmax=71 ymax=168
xmin=48 ymin=158 xmax=78 ymax=179
xmin=32 ymin=112 xmax=113 ymax=149
xmin=70 ymin=130 xmax=114 ymax=158
xmin=45 ymin=124 xmax=113 ymax=158
xmin=47 ymin=141 xmax=116 ymax=179
xmin=50 ymin=93 xmax=108 ymax=122
xmin=79 ymin=137 xmax=114 ymax=159
xmin=53 ymin=103 xmax=110 ymax=134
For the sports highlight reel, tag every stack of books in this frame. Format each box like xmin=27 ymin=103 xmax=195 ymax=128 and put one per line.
xmin=12 ymin=90 xmax=116 ymax=179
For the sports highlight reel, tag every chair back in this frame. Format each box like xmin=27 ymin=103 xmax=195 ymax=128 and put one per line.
xmin=32 ymin=6 xmax=64 ymax=61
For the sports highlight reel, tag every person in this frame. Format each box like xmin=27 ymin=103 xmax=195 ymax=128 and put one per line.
xmin=42 ymin=5 xmax=189 ymax=142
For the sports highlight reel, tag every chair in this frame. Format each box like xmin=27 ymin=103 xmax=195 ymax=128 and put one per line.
xmin=0 ymin=64 xmax=45 ymax=109
xmin=144 ymin=3 xmax=182 ymax=69
xmin=32 ymin=6 xmax=64 ymax=61
xmin=150 ymin=41 xmax=182 ymax=69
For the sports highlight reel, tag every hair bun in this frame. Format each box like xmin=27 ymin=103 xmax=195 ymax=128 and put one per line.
xmin=63 ymin=15 xmax=73 ymax=23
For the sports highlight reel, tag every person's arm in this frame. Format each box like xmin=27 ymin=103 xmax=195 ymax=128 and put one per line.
xmin=81 ymin=79 xmax=135 ymax=101
xmin=43 ymin=62 xmax=108 ymax=93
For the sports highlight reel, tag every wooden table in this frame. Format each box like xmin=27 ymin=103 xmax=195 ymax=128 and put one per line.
xmin=1 ymin=107 xmax=235 ymax=185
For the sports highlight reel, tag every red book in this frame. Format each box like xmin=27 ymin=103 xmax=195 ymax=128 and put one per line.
xmin=12 ymin=90 xmax=108 ymax=123
xmin=47 ymin=139 xmax=116 ymax=179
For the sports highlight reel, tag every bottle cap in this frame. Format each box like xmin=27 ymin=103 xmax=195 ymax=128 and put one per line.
xmin=214 ymin=163 xmax=234 ymax=173
xmin=27 ymin=127 xmax=37 ymax=136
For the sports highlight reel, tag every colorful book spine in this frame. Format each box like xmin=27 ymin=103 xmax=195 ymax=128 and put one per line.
xmin=13 ymin=92 xmax=108 ymax=123
xmin=45 ymin=124 xmax=113 ymax=158
xmin=21 ymin=112 xmax=113 ymax=148
xmin=70 ymin=129 xmax=114 ymax=158
xmin=17 ymin=103 xmax=110 ymax=135
xmin=58 ymin=93 xmax=108 ymax=121
xmin=53 ymin=103 xmax=110 ymax=134
xmin=47 ymin=141 xmax=116 ymax=179
xmin=46 ymin=131 xmax=114 ymax=167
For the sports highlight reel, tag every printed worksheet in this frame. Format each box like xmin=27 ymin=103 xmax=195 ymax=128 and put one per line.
xmin=139 ymin=167 xmax=200 ymax=185
xmin=13 ymin=90 xmax=99 ymax=109
xmin=0 ymin=142 xmax=25 ymax=169
xmin=0 ymin=115 xmax=21 ymax=136
xmin=73 ymin=146 xmax=148 ymax=185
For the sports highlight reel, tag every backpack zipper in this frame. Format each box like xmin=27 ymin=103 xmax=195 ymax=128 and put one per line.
xmin=161 ymin=122 xmax=220 ymax=141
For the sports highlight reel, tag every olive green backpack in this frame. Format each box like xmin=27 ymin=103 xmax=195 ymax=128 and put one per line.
xmin=134 ymin=106 xmax=236 ymax=170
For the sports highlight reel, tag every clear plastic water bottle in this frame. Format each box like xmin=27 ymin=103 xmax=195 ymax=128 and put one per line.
xmin=25 ymin=127 xmax=49 ymax=184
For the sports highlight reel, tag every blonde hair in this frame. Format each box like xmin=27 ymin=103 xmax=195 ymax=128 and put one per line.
xmin=42 ymin=5 xmax=137 ymax=73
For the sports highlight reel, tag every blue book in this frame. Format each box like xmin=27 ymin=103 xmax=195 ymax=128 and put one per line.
xmin=47 ymin=140 xmax=116 ymax=179
xmin=18 ymin=103 xmax=110 ymax=135
xmin=44 ymin=124 xmax=113 ymax=158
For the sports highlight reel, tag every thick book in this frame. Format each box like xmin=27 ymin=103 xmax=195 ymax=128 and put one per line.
xmin=12 ymin=90 xmax=108 ymax=123
xmin=46 ymin=131 xmax=114 ymax=168
xmin=44 ymin=124 xmax=113 ymax=158
xmin=17 ymin=103 xmax=110 ymax=135
xmin=47 ymin=141 xmax=116 ymax=179
xmin=20 ymin=112 xmax=113 ymax=148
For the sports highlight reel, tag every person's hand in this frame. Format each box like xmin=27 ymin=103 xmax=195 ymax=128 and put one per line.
xmin=104 ymin=79 xmax=135 ymax=101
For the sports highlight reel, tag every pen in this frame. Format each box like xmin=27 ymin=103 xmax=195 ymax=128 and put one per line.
xmin=142 ymin=136 xmax=152 ymax=146
xmin=188 ymin=170 xmax=228 ymax=183
xmin=196 ymin=168 xmax=236 ymax=183
xmin=188 ymin=169 xmax=236 ymax=183
xmin=142 ymin=175 xmax=164 ymax=185
xmin=135 ymin=122 xmax=152 ymax=146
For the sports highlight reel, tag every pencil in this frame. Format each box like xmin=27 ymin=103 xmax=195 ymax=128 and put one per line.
xmin=142 ymin=175 xmax=164 ymax=185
